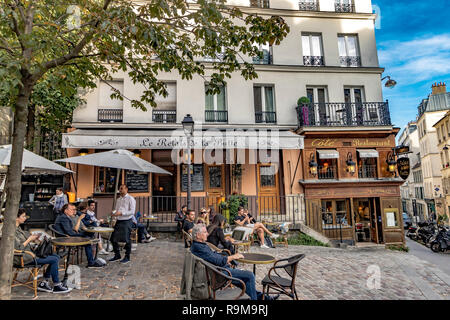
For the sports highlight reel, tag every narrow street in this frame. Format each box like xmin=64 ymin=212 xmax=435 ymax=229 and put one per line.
xmin=405 ymin=237 xmax=450 ymax=275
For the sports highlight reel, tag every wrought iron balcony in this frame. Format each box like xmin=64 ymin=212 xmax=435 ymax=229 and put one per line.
xmin=205 ymin=110 xmax=228 ymax=123
xmin=335 ymin=3 xmax=355 ymax=13
xmin=255 ymin=111 xmax=276 ymax=123
xmin=253 ymin=52 xmax=273 ymax=65
xmin=250 ymin=0 xmax=269 ymax=8
xmin=303 ymin=56 xmax=324 ymax=66
xmin=358 ymin=165 xmax=377 ymax=179
xmin=318 ymin=165 xmax=337 ymax=180
xmin=152 ymin=110 xmax=176 ymax=123
xmin=296 ymin=102 xmax=391 ymax=127
xmin=98 ymin=109 xmax=123 ymax=122
xmin=340 ymin=56 xmax=361 ymax=67
xmin=299 ymin=1 xmax=319 ymax=11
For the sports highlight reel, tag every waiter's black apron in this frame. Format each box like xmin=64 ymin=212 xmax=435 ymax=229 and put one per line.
xmin=110 ymin=219 xmax=133 ymax=243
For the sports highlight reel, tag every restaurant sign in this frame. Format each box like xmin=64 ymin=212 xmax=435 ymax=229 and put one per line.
xmin=397 ymin=157 xmax=410 ymax=180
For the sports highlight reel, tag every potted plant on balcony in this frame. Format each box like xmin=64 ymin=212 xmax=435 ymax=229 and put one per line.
xmin=297 ymin=96 xmax=310 ymax=125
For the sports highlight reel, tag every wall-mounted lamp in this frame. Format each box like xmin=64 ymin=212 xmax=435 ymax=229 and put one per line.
xmin=386 ymin=151 xmax=397 ymax=174
xmin=132 ymin=149 xmax=141 ymax=158
xmin=158 ymin=186 xmax=164 ymax=192
xmin=346 ymin=152 xmax=356 ymax=175
xmin=78 ymin=149 xmax=89 ymax=156
xmin=309 ymin=153 xmax=318 ymax=177
xmin=381 ymin=75 xmax=397 ymax=89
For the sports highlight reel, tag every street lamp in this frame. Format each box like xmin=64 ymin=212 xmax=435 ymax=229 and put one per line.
xmin=309 ymin=153 xmax=318 ymax=177
xmin=381 ymin=76 xmax=397 ymax=89
xmin=182 ymin=114 xmax=194 ymax=209
xmin=346 ymin=152 xmax=356 ymax=175
xmin=386 ymin=151 xmax=397 ymax=175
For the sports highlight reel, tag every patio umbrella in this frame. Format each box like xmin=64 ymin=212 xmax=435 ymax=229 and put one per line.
xmin=55 ymin=149 xmax=171 ymax=220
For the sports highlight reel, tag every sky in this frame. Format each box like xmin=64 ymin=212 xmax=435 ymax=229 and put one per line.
xmin=372 ymin=0 xmax=450 ymax=132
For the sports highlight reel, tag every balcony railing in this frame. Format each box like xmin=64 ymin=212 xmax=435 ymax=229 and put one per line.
xmin=253 ymin=52 xmax=273 ymax=65
xmin=98 ymin=109 xmax=123 ymax=122
xmin=205 ymin=110 xmax=228 ymax=123
xmin=152 ymin=110 xmax=176 ymax=123
xmin=335 ymin=3 xmax=355 ymax=13
xmin=299 ymin=1 xmax=319 ymax=11
xmin=318 ymin=165 xmax=337 ymax=180
xmin=340 ymin=56 xmax=361 ymax=67
xmin=303 ymin=56 xmax=324 ymax=66
xmin=358 ymin=165 xmax=377 ymax=179
xmin=250 ymin=0 xmax=269 ymax=8
xmin=296 ymin=102 xmax=391 ymax=127
xmin=255 ymin=111 xmax=276 ymax=123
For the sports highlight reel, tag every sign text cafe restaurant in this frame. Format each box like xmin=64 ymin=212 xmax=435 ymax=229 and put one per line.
xmin=62 ymin=129 xmax=305 ymax=219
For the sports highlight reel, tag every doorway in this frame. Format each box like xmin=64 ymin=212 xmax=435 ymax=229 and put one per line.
xmin=205 ymin=165 xmax=225 ymax=213
xmin=257 ymin=163 xmax=280 ymax=214
xmin=152 ymin=165 xmax=176 ymax=212
xmin=354 ymin=198 xmax=375 ymax=243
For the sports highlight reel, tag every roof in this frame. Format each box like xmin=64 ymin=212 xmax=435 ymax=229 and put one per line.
xmin=418 ymin=92 xmax=450 ymax=118
xmin=433 ymin=110 xmax=450 ymax=128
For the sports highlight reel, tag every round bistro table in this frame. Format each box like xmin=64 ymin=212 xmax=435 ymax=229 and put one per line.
xmin=51 ymin=237 xmax=92 ymax=287
xmin=84 ymin=227 xmax=114 ymax=259
xmin=236 ymin=252 xmax=276 ymax=275
xmin=142 ymin=216 xmax=157 ymax=230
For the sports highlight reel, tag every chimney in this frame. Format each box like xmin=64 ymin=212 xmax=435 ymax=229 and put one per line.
xmin=431 ymin=82 xmax=447 ymax=95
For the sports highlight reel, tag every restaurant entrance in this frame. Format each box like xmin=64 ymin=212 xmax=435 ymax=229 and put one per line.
xmin=354 ymin=198 xmax=383 ymax=244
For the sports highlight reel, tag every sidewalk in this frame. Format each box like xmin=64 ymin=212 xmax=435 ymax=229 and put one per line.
xmin=11 ymin=240 xmax=449 ymax=300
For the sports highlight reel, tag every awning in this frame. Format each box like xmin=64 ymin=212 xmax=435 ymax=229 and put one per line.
xmin=357 ymin=149 xmax=379 ymax=158
xmin=317 ymin=149 xmax=339 ymax=159
xmin=62 ymin=129 xmax=304 ymax=150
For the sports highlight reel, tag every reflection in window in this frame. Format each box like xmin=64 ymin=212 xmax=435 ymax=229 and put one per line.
xmin=260 ymin=165 xmax=276 ymax=187
xmin=209 ymin=166 xmax=222 ymax=189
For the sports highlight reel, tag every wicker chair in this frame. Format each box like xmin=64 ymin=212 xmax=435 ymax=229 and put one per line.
xmin=48 ymin=224 xmax=83 ymax=265
xmin=206 ymin=242 xmax=232 ymax=256
xmin=201 ymin=260 xmax=250 ymax=300
xmin=261 ymin=254 xmax=305 ymax=300
xmin=12 ymin=250 xmax=45 ymax=298
xmin=182 ymin=230 xmax=193 ymax=248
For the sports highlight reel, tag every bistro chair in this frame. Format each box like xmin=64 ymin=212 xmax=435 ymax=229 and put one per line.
xmin=230 ymin=228 xmax=252 ymax=252
xmin=200 ymin=260 xmax=249 ymax=300
xmin=182 ymin=230 xmax=193 ymax=248
xmin=261 ymin=253 xmax=305 ymax=300
xmin=48 ymin=224 xmax=83 ymax=265
xmin=12 ymin=249 xmax=45 ymax=298
xmin=206 ymin=242 xmax=232 ymax=257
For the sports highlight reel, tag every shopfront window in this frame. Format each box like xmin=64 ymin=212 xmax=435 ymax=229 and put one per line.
xmin=321 ymin=199 xmax=351 ymax=228
xmin=208 ymin=166 xmax=222 ymax=189
xmin=95 ymin=167 xmax=123 ymax=193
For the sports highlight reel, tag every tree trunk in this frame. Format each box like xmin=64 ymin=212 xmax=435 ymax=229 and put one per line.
xmin=26 ymin=104 xmax=35 ymax=150
xmin=0 ymin=78 xmax=32 ymax=299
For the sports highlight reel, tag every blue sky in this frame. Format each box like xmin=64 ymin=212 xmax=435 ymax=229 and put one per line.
xmin=372 ymin=0 xmax=450 ymax=131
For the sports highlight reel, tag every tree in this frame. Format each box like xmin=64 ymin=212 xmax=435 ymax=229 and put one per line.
xmin=0 ymin=0 xmax=289 ymax=298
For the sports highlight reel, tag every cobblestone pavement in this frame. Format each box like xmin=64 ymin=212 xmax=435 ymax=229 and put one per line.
xmin=11 ymin=240 xmax=450 ymax=300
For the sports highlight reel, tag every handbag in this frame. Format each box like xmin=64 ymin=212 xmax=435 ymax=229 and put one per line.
xmin=33 ymin=237 xmax=54 ymax=258
xmin=264 ymin=235 xmax=274 ymax=248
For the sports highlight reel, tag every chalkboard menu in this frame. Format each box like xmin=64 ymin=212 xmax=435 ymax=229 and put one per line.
xmin=125 ymin=170 xmax=149 ymax=192
xmin=181 ymin=164 xmax=204 ymax=192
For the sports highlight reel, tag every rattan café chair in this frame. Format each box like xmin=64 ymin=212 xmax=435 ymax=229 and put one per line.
xmin=12 ymin=249 xmax=46 ymax=298
xmin=261 ymin=253 xmax=305 ymax=300
xmin=182 ymin=229 xmax=193 ymax=248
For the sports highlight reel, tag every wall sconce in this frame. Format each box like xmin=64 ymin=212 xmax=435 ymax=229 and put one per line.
xmin=78 ymin=149 xmax=89 ymax=156
xmin=346 ymin=152 xmax=356 ymax=175
xmin=309 ymin=153 xmax=318 ymax=177
xmin=386 ymin=151 xmax=397 ymax=174
xmin=132 ymin=149 xmax=141 ymax=158
xmin=158 ymin=186 xmax=164 ymax=192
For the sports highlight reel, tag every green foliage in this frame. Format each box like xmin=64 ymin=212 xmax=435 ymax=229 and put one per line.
xmin=288 ymin=232 xmax=329 ymax=247
xmin=386 ymin=244 xmax=409 ymax=252
xmin=297 ymin=96 xmax=310 ymax=105
xmin=438 ymin=214 xmax=449 ymax=224
xmin=227 ymin=194 xmax=248 ymax=223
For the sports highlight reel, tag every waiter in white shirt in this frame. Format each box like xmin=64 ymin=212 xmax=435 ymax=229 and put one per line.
xmin=108 ymin=184 xmax=136 ymax=264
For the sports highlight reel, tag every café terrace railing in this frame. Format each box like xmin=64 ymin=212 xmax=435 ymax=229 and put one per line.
xmin=296 ymin=101 xmax=391 ymax=128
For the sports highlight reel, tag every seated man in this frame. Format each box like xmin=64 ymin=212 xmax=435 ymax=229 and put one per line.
xmin=54 ymin=203 xmax=104 ymax=268
xmin=190 ymin=224 xmax=278 ymax=301
xmin=77 ymin=203 xmax=108 ymax=255
xmin=234 ymin=206 xmax=278 ymax=249
xmin=175 ymin=205 xmax=187 ymax=232
xmin=182 ymin=209 xmax=196 ymax=248
xmin=132 ymin=211 xmax=155 ymax=243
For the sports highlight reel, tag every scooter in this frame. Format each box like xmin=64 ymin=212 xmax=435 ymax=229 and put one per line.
xmin=417 ymin=221 xmax=437 ymax=244
xmin=430 ymin=226 xmax=450 ymax=253
xmin=406 ymin=226 xmax=418 ymax=240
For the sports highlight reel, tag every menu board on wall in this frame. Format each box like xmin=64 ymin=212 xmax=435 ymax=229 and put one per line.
xmin=125 ymin=170 xmax=149 ymax=192
xmin=181 ymin=164 xmax=204 ymax=192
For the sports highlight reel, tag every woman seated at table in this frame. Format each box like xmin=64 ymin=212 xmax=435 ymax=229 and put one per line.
xmin=196 ymin=208 xmax=210 ymax=226
xmin=207 ymin=214 xmax=235 ymax=254
xmin=15 ymin=209 xmax=71 ymax=293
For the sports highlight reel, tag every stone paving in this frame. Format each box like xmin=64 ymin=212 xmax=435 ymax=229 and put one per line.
xmin=11 ymin=240 xmax=450 ymax=300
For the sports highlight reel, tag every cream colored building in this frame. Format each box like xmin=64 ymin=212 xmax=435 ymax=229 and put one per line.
xmin=434 ymin=109 xmax=450 ymax=223
xmin=417 ymin=82 xmax=450 ymax=219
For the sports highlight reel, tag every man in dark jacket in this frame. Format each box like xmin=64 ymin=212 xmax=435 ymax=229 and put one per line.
xmin=54 ymin=203 xmax=104 ymax=268
xmin=190 ymin=224 xmax=278 ymax=301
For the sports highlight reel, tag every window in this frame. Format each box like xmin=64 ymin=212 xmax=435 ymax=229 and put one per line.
xmin=321 ymin=199 xmax=352 ymax=228
xmin=254 ymin=85 xmax=276 ymax=123
xmin=344 ymin=87 xmax=373 ymax=125
xmin=306 ymin=87 xmax=328 ymax=125
xmin=335 ymin=0 xmax=354 ymax=13
xmin=302 ymin=34 xmax=324 ymax=66
xmin=95 ymin=166 xmax=124 ymax=193
xmin=299 ymin=0 xmax=319 ymax=11
xmin=338 ymin=35 xmax=360 ymax=67
xmin=259 ymin=165 xmax=276 ymax=187
xmin=204 ymin=46 xmax=225 ymax=62
xmin=154 ymin=82 xmax=176 ymax=110
xmin=253 ymin=43 xmax=272 ymax=64
xmin=208 ymin=166 xmax=223 ymax=189
xmin=205 ymin=84 xmax=226 ymax=111
xmin=250 ymin=0 xmax=269 ymax=8
xmin=99 ymin=80 xmax=124 ymax=108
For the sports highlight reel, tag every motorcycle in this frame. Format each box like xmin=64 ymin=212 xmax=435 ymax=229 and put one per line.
xmin=430 ymin=226 xmax=450 ymax=253
xmin=417 ymin=221 xmax=437 ymax=245
xmin=406 ymin=226 xmax=418 ymax=240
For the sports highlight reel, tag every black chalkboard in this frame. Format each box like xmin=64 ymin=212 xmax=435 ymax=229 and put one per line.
xmin=125 ymin=170 xmax=149 ymax=192
xmin=181 ymin=164 xmax=204 ymax=192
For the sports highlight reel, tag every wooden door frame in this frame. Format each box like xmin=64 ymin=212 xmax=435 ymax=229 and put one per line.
xmin=256 ymin=163 xmax=280 ymax=196
xmin=205 ymin=164 xmax=226 ymax=197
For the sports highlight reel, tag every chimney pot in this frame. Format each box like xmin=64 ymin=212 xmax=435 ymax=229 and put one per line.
xmin=431 ymin=81 xmax=447 ymax=95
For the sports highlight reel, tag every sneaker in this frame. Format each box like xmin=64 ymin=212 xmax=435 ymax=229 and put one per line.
xmin=87 ymin=261 xmax=105 ymax=268
xmin=37 ymin=281 xmax=53 ymax=293
xmin=120 ymin=257 xmax=130 ymax=264
xmin=260 ymin=244 xmax=270 ymax=249
xmin=264 ymin=294 xmax=280 ymax=301
xmin=148 ymin=236 xmax=156 ymax=242
xmin=53 ymin=284 xmax=72 ymax=294
xmin=98 ymin=249 xmax=109 ymax=255
xmin=108 ymin=255 xmax=121 ymax=262
xmin=271 ymin=234 xmax=280 ymax=239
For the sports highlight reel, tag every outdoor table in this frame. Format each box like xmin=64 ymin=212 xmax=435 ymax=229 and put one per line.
xmin=51 ymin=237 xmax=92 ymax=287
xmin=83 ymin=227 xmax=114 ymax=259
xmin=142 ymin=216 xmax=157 ymax=231
xmin=236 ymin=253 xmax=276 ymax=275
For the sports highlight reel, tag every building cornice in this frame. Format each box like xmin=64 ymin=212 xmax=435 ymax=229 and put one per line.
xmin=71 ymin=122 xmax=298 ymax=130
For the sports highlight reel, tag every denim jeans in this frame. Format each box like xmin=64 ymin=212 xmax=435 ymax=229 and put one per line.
xmin=132 ymin=222 xmax=148 ymax=241
xmin=84 ymin=244 xmax=95 ymax=265
xmin=226 ymin=267 xmax=262 ymax=300
xmin=36 ymin=254 xmax=60 ymax=284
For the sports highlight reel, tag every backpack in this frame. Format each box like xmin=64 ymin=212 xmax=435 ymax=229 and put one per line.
xmin=264 ymin=235 xmax=274 ymax=248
